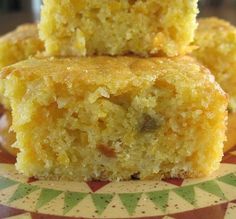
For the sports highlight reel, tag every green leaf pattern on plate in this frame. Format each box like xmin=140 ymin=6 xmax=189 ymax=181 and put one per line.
xmin=91 ymin=193 xmax=114 ymax=215
xmin=0 ymin=173 xmax=236 ymax=216
xmin=119 ymin=193 xmax=142 ymax=215
xmin=8 ymin=183 xmax=39 ymax=203
xmin=64 ymin=191 xmax=87 ymax=215
xmin=36 ymin=188 xmax=62 ymax=209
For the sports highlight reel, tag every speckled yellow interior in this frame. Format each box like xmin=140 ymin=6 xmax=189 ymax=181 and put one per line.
xmin=39 ymin=0 xmax=198 ymax=57
xmin=0 ymin=56 xmax=227 ymax=181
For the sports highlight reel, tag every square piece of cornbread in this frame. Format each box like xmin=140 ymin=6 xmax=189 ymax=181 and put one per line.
xmin=0 ymin=56 xmax=227 ymax=181
xmin=0 ymin=24 xmax=44 ymax=156
xmin=192 ymin=18 xmax=236 ymax=113
xmin=0 ymin=24 xmax=44 ymax=68
xmin=39 ymin=0 xmax=198 ymax=57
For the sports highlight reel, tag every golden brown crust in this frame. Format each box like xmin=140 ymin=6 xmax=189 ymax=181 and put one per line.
xmin=1 ymin=56 xmax=226 ymax=98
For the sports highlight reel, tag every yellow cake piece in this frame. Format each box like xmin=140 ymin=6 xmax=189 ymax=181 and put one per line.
xmin=0 ymin=56 xmax=227 ymax=181
xmin=192 ymin=17 xmax=236 ymax=112
xmin=0 ymin=24 xmax=44 ymax=156
xmin=0 ymin=24 xmax=44 ymax=68
xmin=39 ymin=0 xmax=198 ymax=57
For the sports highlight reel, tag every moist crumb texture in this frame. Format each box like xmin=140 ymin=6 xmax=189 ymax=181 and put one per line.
xmin=0 ymin=56 xmax=227 ymax=181
xmin=39 ymin=0 xmax=199 ymax=57
xmin=0 ymin=24 xmax=44 ymax=68
xmin=192 ymin=17 xmax=236 ymax=112
xmin=0 ymin=24 xmax=44 ymax=155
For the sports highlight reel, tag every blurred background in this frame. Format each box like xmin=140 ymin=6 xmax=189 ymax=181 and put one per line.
xmin=0 ymin=0 xmax=236 ymax=35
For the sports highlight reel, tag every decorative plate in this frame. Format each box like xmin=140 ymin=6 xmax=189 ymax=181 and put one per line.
xmin=0 ymin=146 xmax=236 ymax=219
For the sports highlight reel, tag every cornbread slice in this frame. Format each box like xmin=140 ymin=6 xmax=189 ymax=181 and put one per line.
xmin=0 ymin=24 xmax=44 ymax=155
xmin=0 ymin=56 xmax=227 ymax=181
xmin=192 ymin=17 xmax=236 ymax=112
xmin=0 ymin=24 xmax=44 ymax=68
xmin=39 ymin=0 xmax=199 ymax=57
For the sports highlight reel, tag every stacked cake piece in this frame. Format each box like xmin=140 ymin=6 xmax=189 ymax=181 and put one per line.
xmin=0 ymin=0 xmax=232 ymax=181
xmin=39 ymin=0 xmax=198 ymax=57
xmin=192 ymin=17 xmax=236 ymax=113
xmin=0 ymin=24 xmax=44 ymax=155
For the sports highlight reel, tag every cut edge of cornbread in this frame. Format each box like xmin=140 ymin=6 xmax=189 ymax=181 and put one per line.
xmin=0 ymin=56 xmax=227 ymax=181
